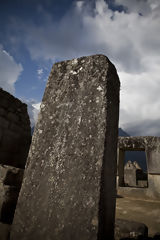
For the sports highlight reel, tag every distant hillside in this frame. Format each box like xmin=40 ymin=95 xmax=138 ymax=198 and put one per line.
xmin=119 ymin=128 xmax=130 ymax=137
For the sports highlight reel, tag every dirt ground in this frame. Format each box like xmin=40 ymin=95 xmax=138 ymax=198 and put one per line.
xmin=116 ymin=196 xmax=160 ymax=237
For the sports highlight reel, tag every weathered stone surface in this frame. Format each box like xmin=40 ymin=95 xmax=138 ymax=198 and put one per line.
xmin=124 ymin=161 xmax=137 ymax=187
xmin=11 ymin=55 xmax=120 ymax=240
xmin=115 ymin=218 xmax=148 ymax=240
xmin=0 ymin=222 xmax=11 ymax=240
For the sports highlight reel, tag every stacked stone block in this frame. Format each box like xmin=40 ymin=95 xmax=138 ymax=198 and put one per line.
xmin=117 ymin=136 xmax=160 ymax=200
xmin=0 ymin=165 xmax=24 ymax=224
xmin=0 ymin=88 xmax=31 ymax=169
xmin=0 ymin=88 xmax=31 ymax=238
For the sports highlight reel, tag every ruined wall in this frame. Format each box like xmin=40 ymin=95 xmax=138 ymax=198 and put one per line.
xmin=0 ymin=88 xmax=31 ymax=169
xmin=0 ymin=88 xmax=31 ymax=228
xmin=117 ymin=136 xmax=160 ymax=200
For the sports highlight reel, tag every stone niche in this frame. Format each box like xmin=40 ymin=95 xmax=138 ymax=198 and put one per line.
xmin=0 ymin=88 xmax=31 ymax=237
xmin=117 ymin=136 xmax=160 ymax=200
xmin=11 ymin=55 xmax=120 ymax=240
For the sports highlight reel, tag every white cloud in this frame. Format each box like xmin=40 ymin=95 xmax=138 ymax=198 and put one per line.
xmin=37 ymin=68 xmax=44 ymax=79
xmin=7 ymin=0 xmax=160 ymax=135
xmin=24 ymin=100 xmax=41 ymax=127
xmin=32 ymin=102 xmax=41 ymax=126
xmin=115 ymin=0 xmax=160 ymax=15
xmin=0 ymin=44 xmax=23 ymax=94
xmin=37 ymin=68 xmax=43 ymax=75
xmin=76 ymin=1 xmax=84 ymax=11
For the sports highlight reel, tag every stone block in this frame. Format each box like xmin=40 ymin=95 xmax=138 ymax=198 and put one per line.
xmin=0 ymin=164 xmax=24 ymax=187
xmin=0 ymin=127 xmax=3 ymax=142
xmin=115 ymin=218 xmax=148 ymax=240
xmin=0 ymin=151 xmax=14 ymax=166
xmin=124 ymin=168 xmax=137 ymax=187
xmin=12 ymin=146 xmax=30 ymax=169
xmin=0 ymin=116 xmax=9 ymax=129
xmin=137 ymin=180 xmax=148 ymax=188
xmin=7 ymin=112 xmax=20 ymax=123
xmin=0 ymin=108 xmax=6 ymax=117
xmin=146 ymin=174 xmax=160 ymax=199
xmin=0 ymin=97 xmax=10 ymax=109
xmin=11 ymin=55 xmax=120 ymax=240
xmin=1 ymin=130 xmax=21 ymax=153
xmin=0 ymin=184 xmax=20 ymax=224
xmin=0 ymin=222 xmax=11 ymax=240
xmin=0 ymin=134 xmax=30 ymax=168
xmin=9 ymin=122 xmax=23 ymax=134
xmin=147 ymin=147 xmax=160 ymax=174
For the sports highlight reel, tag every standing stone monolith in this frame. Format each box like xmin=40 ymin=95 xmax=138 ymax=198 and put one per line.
xmin=10 ymin=55 xmax=120 ymax=240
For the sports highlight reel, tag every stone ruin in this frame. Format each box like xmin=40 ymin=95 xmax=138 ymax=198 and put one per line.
xmin=10 ymin=54 xmax=120 ymax=240
xmin=2 ymin=54 xmax=159 ymax=239
xmin=117 ymin=136 xmax=160 ymax=200
xmin=0 ymin=88 xmax=31 ymax=238
xmin=124 ymin=160 xmax=147 ymax=187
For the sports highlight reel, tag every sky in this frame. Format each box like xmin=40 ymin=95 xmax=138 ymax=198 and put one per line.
xmin=0 ymin=0 xmax=160 ymax=136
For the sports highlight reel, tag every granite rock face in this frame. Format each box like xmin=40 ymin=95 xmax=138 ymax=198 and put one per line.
xmin=11 ymin=55 xmax=120 ymax=240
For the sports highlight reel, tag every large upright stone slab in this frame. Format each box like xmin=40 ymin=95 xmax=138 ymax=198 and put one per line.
xmin=11 ymin=55 xmax=120 ymax=240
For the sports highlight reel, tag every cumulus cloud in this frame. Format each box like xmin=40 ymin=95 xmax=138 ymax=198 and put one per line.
xmin=7 ymin=0 xmax=160 ymax=135
xmin=119 ymin=64 xmax=160 ymax=135
xmin=124 ymin=119 xmax=160 ymax=137
xmin=115 ymin=0 xmax=160 ymax=15
xmin=24 ymin=99 xmax=41 ymax=127
xmin=0 ymin=44 xmax=23 ymax=94
xmin=32 ymin=102 xmax=41 ymax=123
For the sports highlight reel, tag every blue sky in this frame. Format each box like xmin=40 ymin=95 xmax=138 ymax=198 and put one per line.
xmin=0 ymin=0 xmax=160 ymax=135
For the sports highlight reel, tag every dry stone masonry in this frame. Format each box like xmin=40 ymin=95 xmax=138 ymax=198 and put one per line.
xmin=117 ymin=136 xmax=160 ymax=200
xmin=0 ymin=88 xmax=31 ymax=169
xmin=124 ymin=160 xmax=147 ymax=188
xmin=11 ymin=55 xmax=120 ymax=240
xmin=0 ymin=88 xmax=31 ymax=237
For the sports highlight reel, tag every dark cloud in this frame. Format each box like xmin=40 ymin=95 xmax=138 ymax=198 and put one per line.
xmin=124 ymin=119 xmax=160 ymax=136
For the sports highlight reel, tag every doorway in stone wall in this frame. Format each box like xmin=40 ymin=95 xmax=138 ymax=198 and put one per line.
xmin=124 ymin=151 xmax=148 ymax=188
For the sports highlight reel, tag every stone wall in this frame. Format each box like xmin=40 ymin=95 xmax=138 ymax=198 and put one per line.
xmin=0 ymin=88 xmax=31 ymax=169
xmin=124 ymin=161 xmax=147 ymax=188
xmin=0 ymin=88 xmax=31 ymax=234
xmin=117 ymin=136 xmax=160 ymax=200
